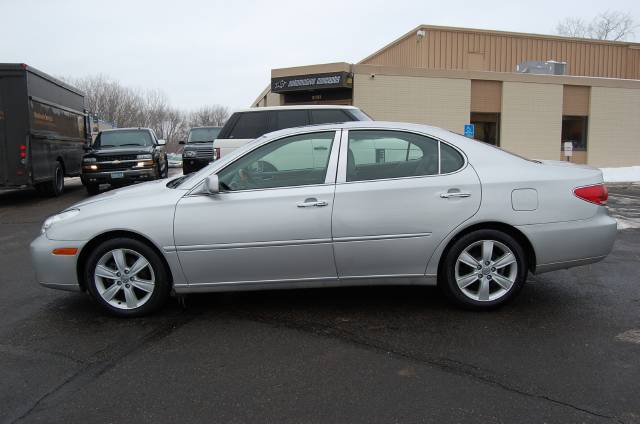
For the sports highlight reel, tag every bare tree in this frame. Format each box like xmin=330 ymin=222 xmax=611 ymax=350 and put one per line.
xmin=188 ymin=105 xmax=230 ymax=127
xmin=556 ymin=11 xmax=637 ymax=41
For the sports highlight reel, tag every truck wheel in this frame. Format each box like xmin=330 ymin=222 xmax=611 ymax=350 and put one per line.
xmin=85 ymin=183 xmax=100 ymax=195
xmin=36 ymin=161 xmax=64 ymax=197
xmin=161 ymin=158 xmax=168 ymax=178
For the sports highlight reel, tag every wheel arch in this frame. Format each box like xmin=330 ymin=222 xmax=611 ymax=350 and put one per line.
xmin=436 ymin=221 xmax=537 ymax=281
xmin=76 ymin=230 xmax=174 ymax=291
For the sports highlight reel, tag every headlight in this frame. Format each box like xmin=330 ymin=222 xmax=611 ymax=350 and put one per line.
xmin=41 ymin=209 xmax=80 ymax=234
xmin=137 ymin=154 xmax=152 ymax=160
xmin=183 ymin=150 xmax=196 ymax=158
xmin=83 ymin=157 xmax=96 ymax=163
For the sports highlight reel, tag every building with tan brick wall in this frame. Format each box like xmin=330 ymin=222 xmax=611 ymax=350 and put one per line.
xmin=253 ymin=25 xmax=640 ymax=167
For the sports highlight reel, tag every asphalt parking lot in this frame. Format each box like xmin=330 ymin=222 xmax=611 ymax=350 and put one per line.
xmin=1 ymin=175 xmax=639 ymax=424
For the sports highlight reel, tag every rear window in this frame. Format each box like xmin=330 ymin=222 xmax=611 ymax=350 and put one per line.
xmin=440 ymin=142 xmax=465 ymax=173
xmin=310 ymin=109 xmax=352 ymax=125
xmin=274 ymin=110 xmax=308 ymax=131
xmin=228 ymin=112 xmax=268 ymax=139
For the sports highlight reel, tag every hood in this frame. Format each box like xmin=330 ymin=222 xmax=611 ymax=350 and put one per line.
xmin=86 ymin=146 xmax=155 ymax=157
xmin=183 ymin=142 xmax=213 ymax=151
xmin=70 ymin=178 xmax=179 ymax=209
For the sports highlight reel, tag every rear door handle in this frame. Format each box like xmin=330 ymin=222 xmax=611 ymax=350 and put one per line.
xmin=440 ymin=192 xmax=471 ymax=199
xmin=297 ymin=198 xmax=328 ymax=208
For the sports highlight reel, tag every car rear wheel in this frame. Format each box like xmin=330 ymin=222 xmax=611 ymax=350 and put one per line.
xmin=440 ymin=229 xmax=527 ymax=310
xmin=84 ymin=238 xmax=170 ymax=317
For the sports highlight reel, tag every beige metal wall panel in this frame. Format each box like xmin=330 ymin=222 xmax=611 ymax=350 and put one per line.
xmin=361 ymin=26 xmax=640 ymax=80
xmin=265 ymin=91 xmax=281 ymax=107
xmin=563 ymin=85 xmax=590 ymax=116
xmin=588 ymin=87 xmax=640 ymax=167
xmin=352 ymin=74 xmax=470 ymax=132
xmin=501 ymin=82 xmax=563 ymax=160
xmin=471 ymin=80 xmax=502 ymax=113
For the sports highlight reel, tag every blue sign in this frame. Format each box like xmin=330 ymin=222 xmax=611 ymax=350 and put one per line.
xmin=464 ymin=124 xmax=475 ymax=138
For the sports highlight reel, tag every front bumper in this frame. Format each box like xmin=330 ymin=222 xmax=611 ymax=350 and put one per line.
xmin=517 ymin=208 xmax=618 ymax=274
xmin=81 ymin=168 xmax=156 ymax=185
xmin=30 ymin=234 xmax=86 ymax=291
xmin=182 ymin=157 xmax=211 ymax=174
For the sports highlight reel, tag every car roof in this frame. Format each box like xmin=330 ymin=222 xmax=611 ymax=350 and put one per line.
xmin=232 ymin=105 xmax=359 ymax=113
xmin=100 ymin=127 xmax=152 ymax=132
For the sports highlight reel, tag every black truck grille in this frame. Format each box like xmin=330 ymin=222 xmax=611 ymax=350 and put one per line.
xmin=97 ymin=154 xmax=138 ymax=162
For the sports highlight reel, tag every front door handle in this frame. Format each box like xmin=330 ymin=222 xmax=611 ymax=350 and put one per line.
xmin=440 ymin=192 xmax=471 ymax=199
xmin=297 ymin=198 xmax=328 ymax=208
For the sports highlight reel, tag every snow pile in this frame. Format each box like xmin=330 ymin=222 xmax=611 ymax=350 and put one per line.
xmin=600 ymin=166 xmax=640 ymax=183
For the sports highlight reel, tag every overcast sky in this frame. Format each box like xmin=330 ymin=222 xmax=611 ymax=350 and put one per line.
xmin=1 ymin=0 xmax=638 ymax=110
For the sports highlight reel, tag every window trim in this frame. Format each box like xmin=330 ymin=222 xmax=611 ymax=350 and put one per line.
xmin=188 ymin=129 xmax=341 ymax=195
xmin=336 ymin=128 xmax=468 ymax=184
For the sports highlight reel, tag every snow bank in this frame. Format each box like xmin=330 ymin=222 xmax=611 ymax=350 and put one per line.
xmin=600 ymin=166 xmax=640 ymax=183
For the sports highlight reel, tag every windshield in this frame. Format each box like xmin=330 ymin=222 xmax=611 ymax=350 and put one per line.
xmin=94 ymin=130 xmax=153 ymax=148
xmin=188 ymin=127 xmax=221 ymax=143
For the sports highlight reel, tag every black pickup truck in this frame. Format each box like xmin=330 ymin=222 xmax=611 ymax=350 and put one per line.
xmin=80 ymin=128 xmax=168 ymax=195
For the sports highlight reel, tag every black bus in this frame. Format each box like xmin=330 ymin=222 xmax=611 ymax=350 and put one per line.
xmin=0 ymin=63 xmax=89 ymax=196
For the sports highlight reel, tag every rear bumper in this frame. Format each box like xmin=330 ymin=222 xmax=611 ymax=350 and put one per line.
xmin=81 ymin=168 xmax=156 ymax=185
xmin=517 ymin=208 xmax=617 ymax=274
xmin=30 ymin=234 xmax=85 ymax=291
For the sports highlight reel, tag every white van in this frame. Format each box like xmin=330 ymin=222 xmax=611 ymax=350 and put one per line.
xmin=212 ymin=105 xmax=371 ymax=159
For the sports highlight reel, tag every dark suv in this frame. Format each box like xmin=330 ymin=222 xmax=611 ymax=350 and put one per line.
xmin=180 ymin=126 xmax=222 ymax=174
xmin=81 ymin=128 xmax=168 ymax=195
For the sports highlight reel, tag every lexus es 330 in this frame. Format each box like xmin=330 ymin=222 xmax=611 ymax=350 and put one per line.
xmin=31 ymin=121 xmax=617 ymax=317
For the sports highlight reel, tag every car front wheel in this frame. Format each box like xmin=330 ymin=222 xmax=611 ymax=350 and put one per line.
xmin=440 ymin=229 xmax=527 ymax=310
xmin=84 ymin=238 xmax=170 ymax=317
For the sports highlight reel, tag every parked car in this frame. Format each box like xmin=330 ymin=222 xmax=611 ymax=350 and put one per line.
xmin=0 ymin=63 xmax=90 ymax=196
xmin=213 ymin=105 xmax=370 ymax=159
xmin=80 ymin=128 xmax=168 ymax=195
xmin=167 ymin=153 xmax=182 ymax=168
xmin=32 ymin=121 xmax=616 ymax=317
xmin=180 ymin=126 xmax=222 ymax=174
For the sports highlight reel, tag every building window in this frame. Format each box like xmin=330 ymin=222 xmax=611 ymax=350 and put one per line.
xmin=561 ymin=116 xmax=588 ymax=151
xmin=470 ymin=112 xmax=500 ymax=146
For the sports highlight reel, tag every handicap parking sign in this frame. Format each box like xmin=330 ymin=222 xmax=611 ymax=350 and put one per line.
xmin=464 ymin=124 xmax=475 ymax=138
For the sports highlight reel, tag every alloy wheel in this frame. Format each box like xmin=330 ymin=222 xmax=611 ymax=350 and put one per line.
xmin=454 ymin=240 xmax=518 ymax=302
xmin=94 ymin=248 xmax=156 ymax=310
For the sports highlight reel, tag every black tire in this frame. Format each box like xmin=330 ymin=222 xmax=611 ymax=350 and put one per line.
xmin=84 ymin=237 xmax=171 ymax=317
xmin=161 ymin=156 xmax=169 ymax=178
xmin=439 ymin=229 xmax=527 ymax=310
xmin=85 ymin=183 xmax=100 ymax=195
xmin=36 ymin=161 xmax=64 ymax=197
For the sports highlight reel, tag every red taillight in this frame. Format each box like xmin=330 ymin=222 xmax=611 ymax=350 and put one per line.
xmin=574 ymin=184 xmax=608 ymax=205
xmin=214 ymin=147 xmax=221 ymax=161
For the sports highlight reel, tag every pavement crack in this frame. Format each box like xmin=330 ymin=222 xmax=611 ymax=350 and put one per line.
xmin=9 ymin=312 xmax=197 ymax=424
xmin=233 ymin=309 xmax=623 ymax=423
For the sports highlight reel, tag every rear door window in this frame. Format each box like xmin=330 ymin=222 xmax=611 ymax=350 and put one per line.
xmin=310 ymin=109 xmax=352 ymax=125
xmin=228 ymin=112 xmax=269 ymax=139
xmin=274 ymin=110 xmax=308 ymax=131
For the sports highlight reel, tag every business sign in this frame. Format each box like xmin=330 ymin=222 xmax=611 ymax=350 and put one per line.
xmin=563 ymin=141 xmax=573 ymax=157
xmin=464 ymin=124 xmax=475 ymax=138
xmin=271 ymin=72 xmax=352 ymax=93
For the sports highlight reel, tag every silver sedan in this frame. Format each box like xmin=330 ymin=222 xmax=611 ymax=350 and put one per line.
xmin=31 ymin=122 xmax=617 ymax=317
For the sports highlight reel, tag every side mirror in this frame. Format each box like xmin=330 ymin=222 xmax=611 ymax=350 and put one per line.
xmin=178 ymin=140 xmax=185 ymax=145
xmin=204 ymin=174 xmax=220 ymax=194
xmin=157 ymin=139 xmax=166 ymax=146
xmin=83 ymin=145 xmax=92 ymax=152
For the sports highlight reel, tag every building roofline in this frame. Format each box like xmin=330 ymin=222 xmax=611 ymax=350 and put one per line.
xmin=358 ymin=24 xmax=640 ymax=64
